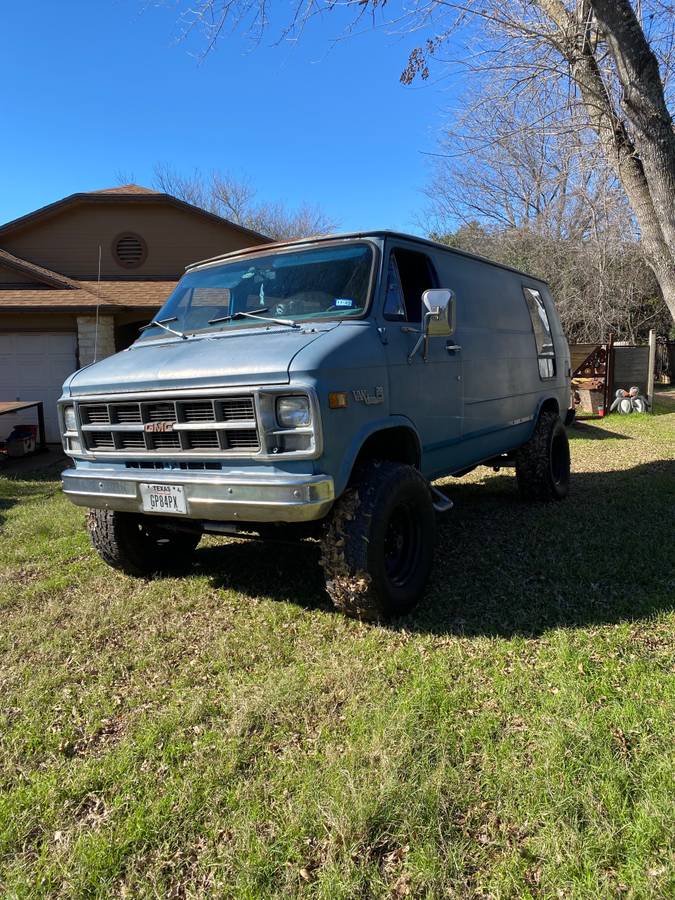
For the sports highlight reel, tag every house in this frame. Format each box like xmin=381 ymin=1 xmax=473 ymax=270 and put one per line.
xmin=0 ymin=185 xmax=270 ymax=441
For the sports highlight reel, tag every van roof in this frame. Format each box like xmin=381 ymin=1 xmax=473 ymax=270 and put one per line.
xmin=187 ymin=230 xmax=549 ymax=285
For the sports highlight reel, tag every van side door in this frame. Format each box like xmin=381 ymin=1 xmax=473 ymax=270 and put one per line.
xmin=377 ymin=242 xmax=463 ymax=479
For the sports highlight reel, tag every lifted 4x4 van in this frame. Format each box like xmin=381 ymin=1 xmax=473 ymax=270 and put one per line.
xmin=59 ymin=232 xmax=572 ymax=619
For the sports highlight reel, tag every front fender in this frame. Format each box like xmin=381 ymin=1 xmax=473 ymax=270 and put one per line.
xmin=333 ymin=414 xmax=422 ymax=497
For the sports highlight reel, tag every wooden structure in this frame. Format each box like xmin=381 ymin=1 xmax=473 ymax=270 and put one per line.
xmin=571 ymin=336 xmax=614 ymax=415
xmin=0 ymin=400 xmax=46 ymax=451
xmin=571 ymin=330 xmax=656 ymax=415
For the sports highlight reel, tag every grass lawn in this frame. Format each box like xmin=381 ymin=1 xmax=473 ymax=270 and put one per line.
xmin=1 ymin=393 xmax=673 ymax=898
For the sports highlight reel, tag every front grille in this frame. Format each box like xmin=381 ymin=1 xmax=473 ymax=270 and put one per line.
xmin=88 ymin=432 xmax=115 ymax=449
xmin=182 ymin=401 xmax=215 ymax=423
xmin=221 ymin=398 xmax=255 ymax=421
xmin=81 ymin=404 xmax=110 ymax=425
xmin=78 ymin=394 xmax=259 ymax=456
xmin=125 ymin=460 xmax=223 ymax=470
xmin=150 ymin=433 xmax=181 ymax=450
xmin=227 ymin=429 xmax=261 ymax=450
xmin=114 ymin=405 xmax=142 ymax=424
xmin=118 ymin=434 xmax=146 ymax=449
xmin=186 ymin=430 xmax=220 ymax=450
xmin=146 ymin=402 xmax=176 ymax=422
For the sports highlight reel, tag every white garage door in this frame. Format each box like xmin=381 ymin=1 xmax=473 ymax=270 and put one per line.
xmin=0 ymin=333 xmax=77 ymax=443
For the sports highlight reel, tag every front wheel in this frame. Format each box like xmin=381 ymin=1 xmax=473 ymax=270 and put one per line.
xmin=86 ymin=509 xmax=201 ymax=576
xmin=319 ymin=461 xmax=436 ymax=620
xmin=515 ymin=411 xmax=570 ymax=501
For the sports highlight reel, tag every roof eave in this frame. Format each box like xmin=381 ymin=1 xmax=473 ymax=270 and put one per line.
xmin=0 ymin=191 xmax=273 ymax=245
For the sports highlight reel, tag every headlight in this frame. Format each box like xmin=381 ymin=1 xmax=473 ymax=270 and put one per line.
xmin=63 ymin=405 xmax=76 ymax=432
xmin=276 ymin=396 xmax=310 ymax=428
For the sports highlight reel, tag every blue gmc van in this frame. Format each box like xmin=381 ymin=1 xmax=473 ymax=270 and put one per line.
xmin=59 ymin=232 xmax=572 ymax=619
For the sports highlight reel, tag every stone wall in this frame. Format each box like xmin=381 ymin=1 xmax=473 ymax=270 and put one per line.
xmin=76 ymin=315 xmax=115 ymax=366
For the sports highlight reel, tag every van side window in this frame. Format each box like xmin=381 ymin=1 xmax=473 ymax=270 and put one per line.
xmin=523 ymin=287 xmax=556 ymax=379
xmin=383 ymin=255 xmax=407 ymax=321
xmin=384 ymin=249 xmax=437 ymax=322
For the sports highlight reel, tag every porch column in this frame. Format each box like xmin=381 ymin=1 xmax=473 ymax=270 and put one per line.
xmin=76 ymin=315 xmax=116 ymax=367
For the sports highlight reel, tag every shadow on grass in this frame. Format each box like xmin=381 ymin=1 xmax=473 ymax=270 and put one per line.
xmin=3 ymin=445 xmax=673 ymax=637
xmin=0 ymin=447 xmax=67 ymax=480
xmin=194 ymin=457 xmax=675 ymax=637
xmin=568 ymin=421 xmax=631 ymax=441
xmin=196 ymin=540 xmax=330 ymax=613
xmin=413 ymin=457 xmax=675 ymax=637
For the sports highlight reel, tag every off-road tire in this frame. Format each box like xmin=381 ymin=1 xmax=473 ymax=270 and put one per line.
xmin=86 ymin=509 xmax=201 ymax=576
xmin=319 ymin=461 xmax=436 ymax=621
xmin=515 ymin=411 xmax=570 ymax=501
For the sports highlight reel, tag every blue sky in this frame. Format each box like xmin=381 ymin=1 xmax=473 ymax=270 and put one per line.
xmin=1 ymin=1 xmax=461 ymax=234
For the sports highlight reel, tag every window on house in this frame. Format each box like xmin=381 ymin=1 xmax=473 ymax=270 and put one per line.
xmin=383 ymin=248 xmax=437 ymax=322
xmin=523 ymin=286 xmax=556 ymax=379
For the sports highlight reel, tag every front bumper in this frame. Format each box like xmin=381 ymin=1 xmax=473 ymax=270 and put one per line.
xmin=61 ymin=467 xmax=335 ymax=523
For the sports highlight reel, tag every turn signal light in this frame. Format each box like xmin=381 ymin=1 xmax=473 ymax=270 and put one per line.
xmin=328 ymin=392 xmax=348 ymax=409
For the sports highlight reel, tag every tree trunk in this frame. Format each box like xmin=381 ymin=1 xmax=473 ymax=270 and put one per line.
xmin=537 ymin=0 xmax=675 ymax=324
xmin=588 ymin=0 xmax=675 ymax=323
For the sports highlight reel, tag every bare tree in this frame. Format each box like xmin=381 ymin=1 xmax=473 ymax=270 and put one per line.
xmin=152 ymin=162 xmax=338 ymax=240
xmin=424 ymin=82 xmax=631 ymax=241
xmin=435 ymin=218 xmax=667 ymax=343
xmin=423 ymin=78 xmax=671 ymax=342
xmin=164 ymin=0 xmax=675 ymax=325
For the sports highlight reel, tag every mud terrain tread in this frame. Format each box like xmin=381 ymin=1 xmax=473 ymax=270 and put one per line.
xmin=320 ymin=461 xmax=435 ymax=621
xmin=515 ymin=410 xmax=570 ymax=501
xmin=86 ymin=509 xmax=200 ymax=576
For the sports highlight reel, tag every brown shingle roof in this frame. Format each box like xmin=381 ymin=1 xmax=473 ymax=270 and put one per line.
xmin=89 ymin=184 xmax=161 ymax=195
xmin=0 ymin=287 xmax=113 ymax=311
xmin=83 ymin=280 xmax=175 ymax=308
xmin=0 ymin=281 xmax=173 ymax=312
xmin=0 ymin=249 xmax=174 ymax=313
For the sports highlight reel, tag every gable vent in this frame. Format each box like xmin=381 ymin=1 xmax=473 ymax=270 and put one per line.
xmin=113 ymin=232 xmax=147 ymax=268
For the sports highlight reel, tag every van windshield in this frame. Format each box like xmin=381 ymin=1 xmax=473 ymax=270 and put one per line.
xmin=139 ymin=243 xmax=374 ymax=339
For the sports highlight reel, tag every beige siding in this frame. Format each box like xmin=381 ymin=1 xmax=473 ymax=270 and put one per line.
xmin=0 ymin=265 xmax=37 ymax=284
xmin=3 ymin=202 xmax=266 ymax=279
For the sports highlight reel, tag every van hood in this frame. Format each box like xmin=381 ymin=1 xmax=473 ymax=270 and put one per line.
xmin=65 ymin=322 xmax=338 ymax=396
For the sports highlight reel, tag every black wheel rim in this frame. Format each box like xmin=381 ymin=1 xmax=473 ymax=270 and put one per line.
xmin=550 ymin=432 xmax=568 ymax=486
xmin=383 ymin=502 xmax=423 ymax=587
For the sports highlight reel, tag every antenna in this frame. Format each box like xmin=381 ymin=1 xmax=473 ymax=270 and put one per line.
xmin=93 ymin=244 xmax=102 ymax=362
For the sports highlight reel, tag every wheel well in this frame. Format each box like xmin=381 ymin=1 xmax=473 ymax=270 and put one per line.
xmin=351 ymin=427 xmax=421 ymax=476
xmin=539 ymin=397 xmax=560 ymax=418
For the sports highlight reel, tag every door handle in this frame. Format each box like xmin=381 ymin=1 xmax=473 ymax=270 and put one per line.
xmin=446 ymin=343 xmax=462 ymax=353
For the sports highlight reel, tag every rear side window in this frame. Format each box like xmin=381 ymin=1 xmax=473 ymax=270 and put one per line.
xmin=523 ymin=287 xmax=556 ymax=379
xmin=383 ymin=249 xmax=437 ymax=323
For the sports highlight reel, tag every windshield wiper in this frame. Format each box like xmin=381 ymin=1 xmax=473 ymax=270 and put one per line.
xmin=208 ymin=308 xmax=299 ymax=329
xmin=139 ymin=316 xmax=187 ymax=339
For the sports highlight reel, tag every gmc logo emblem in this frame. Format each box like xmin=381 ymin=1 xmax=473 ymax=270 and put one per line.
xmin=144 ymin=421 xmax=175 ymax=433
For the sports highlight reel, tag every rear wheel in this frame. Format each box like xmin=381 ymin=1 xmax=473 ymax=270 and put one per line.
xmin=515 ymin=410 xmax=570 ymax=501
xmin=320 ymin=461 xmax=436 ymax=620
xmin=86 ymin=509 xmax=201 ymax=576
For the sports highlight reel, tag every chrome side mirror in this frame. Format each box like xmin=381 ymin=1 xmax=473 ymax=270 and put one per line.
xmin=406 ymin=289 xmax=456 ymax=363
xmin=423 ymin=289 xmax=455 ymax=337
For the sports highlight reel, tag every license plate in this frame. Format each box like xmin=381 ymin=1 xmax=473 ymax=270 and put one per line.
xmin=140 ymin=483 xmax=187 ymax=514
